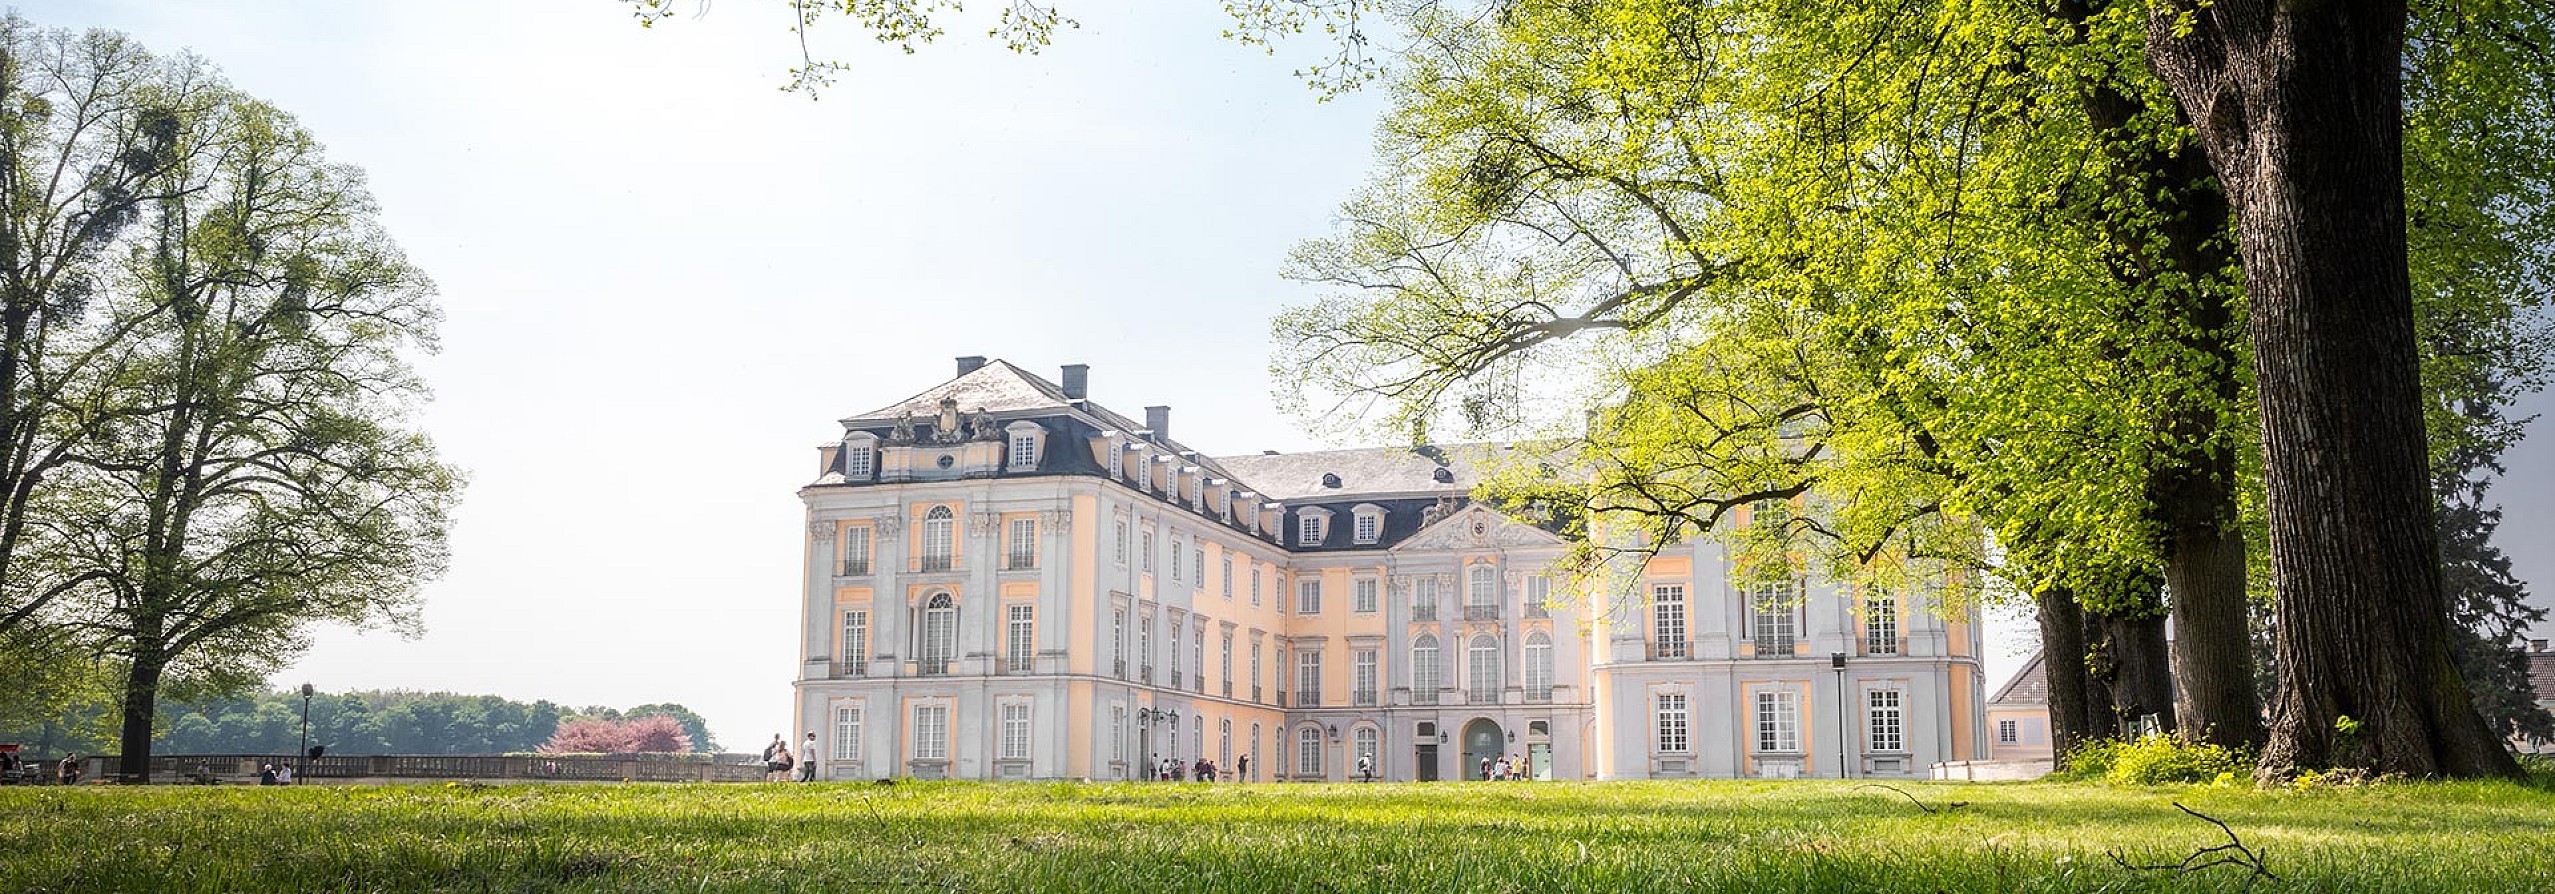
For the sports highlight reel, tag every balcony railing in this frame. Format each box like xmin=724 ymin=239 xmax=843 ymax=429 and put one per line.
xmin=835 ymin=658 xmax=867 ymax=678
xmin=1753 ymin=637 xmax=1796 ymax=657
xmin=1865 ymin=637 xmax=1900 ymax=656
xmin=1464 ymin=605 xmax=1500 ymax=621
xmin=918 ymin=658 xmax=951 ymax=676
xmin=1172 ymin=670 xmax=1185 ymax=689
xmin=1141 ymin=664 xmax=1155 ymax=684
xmin=838 ymin=559 xmax=871 ymax=576
xmin=1525 ymin=688 xmax=1553 ymax=703
xmin=1413 ymin=687 xmax=1440 ymax=705
xmin=1467 ymin=689 xmax=1499 ymax=705
xmin=1003 ymin=553 xmax=1036 ymax=571
xmin=1003 ymin=655 xmax=1033 ymax=674
xmin=1193 ymin=675 xmax=1204 ymax=694
xmin=1114 ymin=658 xmax=1128 ymax=678
xmin=1298 ymin=689 xmax=1321 ymax=707
xmin=1651 ymin=641 xmax=1689 ymax=661
xmin=1253 ymin=685 xmax=1263 ymax=703
xmin=1411 ymin=603 xmax=1437 ymax=621
xmin=1223 ymin=681 xmax=1233 ymax=698
xmin=913 ymin=555 xmax=954 ymax=573
xmin=1354 ymin=690 xmax=1377 ymax=707
xmin=1523 ymin=603 xmax=1549 ymax=619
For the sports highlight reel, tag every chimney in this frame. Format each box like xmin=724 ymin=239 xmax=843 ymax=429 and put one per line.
xmin=1145 ymin=405 xmax=1171 ymax=442
xmin=1060 ymin=364 xmax=1090 ymax=400
xmin=956 ymin=356 xmax=988 ymax=376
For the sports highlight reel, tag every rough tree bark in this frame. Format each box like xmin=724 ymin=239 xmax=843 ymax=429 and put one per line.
xmin=2037 ymin=586 xmax=2099 ymax=767
xmin=2144 ymin=0 xmax=2519 ymax=778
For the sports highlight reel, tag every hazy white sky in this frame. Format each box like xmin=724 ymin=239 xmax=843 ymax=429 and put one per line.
xmin=19 ymin=1 xmax=2551 ymax=752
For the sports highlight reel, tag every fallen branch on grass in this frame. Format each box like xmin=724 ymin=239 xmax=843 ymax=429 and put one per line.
xmin=2108 ymin=802 xmax=2279 ymax=887
xmin=1853 ymin=783 xmax=1968 ymax=814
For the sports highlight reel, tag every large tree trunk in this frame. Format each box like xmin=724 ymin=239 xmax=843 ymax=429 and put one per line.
xmin=2036 ymin=585 xmax=2100 ymax=767
xmin=2145 ymin=0 xmax=2518 ymax=779
xmin=2092 ymin=608 xmax=2176 ymax=735
xmin=117 ymin=652 xmax=163 ymax=784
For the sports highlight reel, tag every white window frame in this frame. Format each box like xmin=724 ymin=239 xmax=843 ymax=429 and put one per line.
xmin=1297 ymin=725 xmax=1324 ymax=776
xmin=1007 ymin=517 xmax=1037 ymax=569
xmin=1353 ymin=648 xmax=1378 ymax=704
xmin=1296 ymin=648 xmax=1323 ymax=705
xmin=1353 ymin=577 xmax=1379 ymax=614
xmin=1468 ymin=565 xmax=1497 ymax=608
xmin=841 ymin=609 xmax=869 ymax=669
xmin=1756 ymin=690 xmax=1799 ymax=753
xmin=1000 ymin=702 xmax=1032 ymax=761
xmin=841 ymin=525 xmax=872 ymax=573
xmin=1250 ymin=567 xmax=1263 ymax=605
xmin=1009 ymin=434 xmax=1037 ymax=469
xmin=1653 ymin=584 xmax=1688 ymax=658
xmin=1006 ymin=604 xmax=1035 ymax=671
xmin=1296 ymin=509 xmax=1328 ymax=546
xmin=921 ymin=506 xmax=955 ymax=568
xmin=1297 ymin=578 xmax=1323 ymax=615
xmin=1412 ymin=635 xmax=1440 ymax=696
xmin=842 ymin=436 xmax=875 ymax=480
xmin=1865 ymin=591 xmax=1901 ymax=655
xmin=1998 ymin=718 xmax=2020 ymax=745
xmin=912 ymin=703 xmax=950 ymax=761
xmin=1114 ymin=519 xmax=1127 ymax=566
xmin=1351 ymin=506 xmax=1382 ymax=544
xmin=1169 ymin=534 xmax=1184 ymax=581
xmin=832 ymin=703 xmax=863 ymax=762
xmin=1524 ymin=633 xmax=1552 ymax=695
xmin=1467 ymin=635 xmax=1501 ymax=696
xmin=1222 ymin=555 xmax=1234 ymax=598
xmin=1112 ymin=703 xmax=1128 ymax=762
xmin=1868 ymin=688 xmax=1905 ymax=753
xmin=1141 ymin=529 xmax=1154 ymax=573
xmin=1656 ymin=693 xmax=1690 ymax=753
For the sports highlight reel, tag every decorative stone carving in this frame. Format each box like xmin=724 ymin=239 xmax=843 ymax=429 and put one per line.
xmin=875 ymin=513 xmax=905 ymax=537
xmin=1039 ymin=508 xmax=1074 ymax=527
xmin=969 ymin=511 xmax=1003 ymax=536
xmin=808 ymin=520 xmax=836 ymax=541
xmin=889 ymin=413 xmax=918 ymax=445
xmin=1399 ymin=506 xmax=1563 ymax=552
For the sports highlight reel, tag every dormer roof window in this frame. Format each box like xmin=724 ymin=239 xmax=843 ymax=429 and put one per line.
xmin=841 ymin=430 xmax=879 ymax=481
xmin=1296 ymin=507 xmax=1333 ymax=547
xmin=1320 ymin=472 xmax=1342 ymax=489
xmin=1004 ymin=420 xmax=1046 ymax=472
xmin=1351 ymin=504 xmax=1384 ymax=545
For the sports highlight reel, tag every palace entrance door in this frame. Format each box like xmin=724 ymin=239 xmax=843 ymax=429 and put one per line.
xmin=1462 ymin=719 xmax=1502 ymax=780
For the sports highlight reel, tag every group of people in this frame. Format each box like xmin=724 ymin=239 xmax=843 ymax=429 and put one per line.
xmin=762 ymin=732 xmax=820 ymax=782
xmin=1480 ymin=753 xmax=1535 ymax=781
xmin=0 ymin=751 xmax=79 ymax=785
xmin=1145 ymin=753 xmax=1244 ymax=782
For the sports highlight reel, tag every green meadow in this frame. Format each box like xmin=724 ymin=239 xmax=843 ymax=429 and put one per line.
xmin=3 ymin=777 xmax=2550 ymax=892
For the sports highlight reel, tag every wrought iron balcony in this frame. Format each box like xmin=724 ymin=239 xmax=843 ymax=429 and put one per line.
xmin=918 ymin=658 xmax=951 ymax=676
xmin=1651 ymin=641 xmax=1689 ymax=661
xmin=1753 ymin=637 xmax=1796 ymax=657
xmin=1223 ymin=681 xmax=1233 ymax=698
xmin=913 ymin=555 xmax=954 ymax=573
xmin=1467 ymin=689 xmax=1499 ymax=705
xmin=1410 ymin=603 xmax=1437 ymax=621
xmin=1003 ymin=553 xmax=1036 ymax=571
xmin=1354 ymin=690 xmax=1378 ymax=707
xmin=1140 ymin=664 xmax=1154 ymax=684
xmin=1525 ymin=688 xmax=1554 ymax=704
xmin=838 ymin=559 xmax=871 ymax=576
xmin=1003 ymin=656 xmax=1033 ymax=674
xmin=1464 ymin=605 xmax=1500 ymax=621
xmin=1172 ymin=670 xmax=1184 ymax=689
xmin=1413 ymin=688 xmax=1441 ymax=706
xmin=1253 ymin=685 xmax=1263 ymax=703
xmin=1523 ymin=603 xmax=1549 ymax=619
xmin=1114 ymin=658 xmax=1128 ymax=678
xmin=1299 ymin=689 xmax=1321 ymax=707
xmin=835 ymin=659 xmax=867 ymax=678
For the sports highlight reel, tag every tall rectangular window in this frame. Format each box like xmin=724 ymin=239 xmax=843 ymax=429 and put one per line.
xmin=1112 ymin=704 xmax=1128 ymax=761
xmin=832 ymin=704 xmax=862 ymax=762
xmin=1296 ymin=648 xmax=1323 ymax=706
xmin=1192 ymin=627 xmax=1205 ymax=692
xmin=1000 ymin=703 xmax=1031 ymax=760
xmin=1251 ymin=641 xmax=1263 ymax=696
xmin=1298 ymin=579 xmax=1322 ymax=615
xmin=1192 ymin=544 xmax=1204 ymax=582
xmin=1141 ymin=530 xmax=1154 ymax=573
xmin=1353 ymin=512 xmax=1379 ymax=543
xmin=1354 ymin=578 xmax=1379 ymax=613
xmin=1413 ymin=577 xmax=1438 ymax=620
xmin=1653 ymin=584 xmax=1688 ymax=659
xmin=1009 ymin=434 xmax=1037 ymax=469
xmin=1169 ymin=621 xmax=1184 ymax=687
xmin=841 ymin=526 xmax=872 ymax=575
xmin=1298 ymin=513 xmax=1324 ymax=545
xmin=1007 ymin=518 xmax=1037 ymax=569
xmin=1169 ymin=535 xmax=1183 ymax=581
xmin=1864 ymin=592 xmax=1901 ymax=655
xmin=1525 ymin=575 xmax=1551 ymax=617
xmin=840 ymin=610 xmax=869 ymax=674
xmin=1222 ymin=556 xmax=1234 ymax=598
xmin=1112 ymin=608 xmax=1127 ymax=678
xmin=1250 ymin=567 xmax=1263 ymax=605
xmin=1656 ymin=693 xmax=1689 ymax=753
xmin=844 ymin=444 xmax=872 ymax=479
xmin=1115 ymin=520 xmax=1127 ymax=565
xmin=1755 ymin=691 xmax=1799 ymax=753
xmin=1751 ymin=583 xmax=1799 ymax=655
xmin=1006 ymin=604 xmax=1035 ymax=673
xmin=1869 ymin=689 xmax=1904 ymax=752
xmin=913 ymin=704 xmax=949 ymax=760
xmin=1139 ymin=615 xmax=1154 ymax=679
xmin=1353 ymin=649 xmax=1378 ymax=705
xmin=1221 ymin=633 xmax=1234 ymax=692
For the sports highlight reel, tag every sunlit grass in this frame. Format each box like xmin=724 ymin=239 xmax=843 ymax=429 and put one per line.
xmin=3 ymin=776 xmax=2550 ymax=892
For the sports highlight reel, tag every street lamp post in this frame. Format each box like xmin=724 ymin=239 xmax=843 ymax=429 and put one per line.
xmin=1830 ymin=653 xmax=1849 ymax=779
xmin=297 ymin=683 xmax=315 ymax=784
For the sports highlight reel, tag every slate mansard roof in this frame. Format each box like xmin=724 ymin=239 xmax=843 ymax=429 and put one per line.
xmin=814 ymin=358 xmax=1570 ymax=551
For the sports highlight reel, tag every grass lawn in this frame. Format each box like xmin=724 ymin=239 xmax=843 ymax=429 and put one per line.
xmin=3 ymin=776 xmax=2551 ymax=892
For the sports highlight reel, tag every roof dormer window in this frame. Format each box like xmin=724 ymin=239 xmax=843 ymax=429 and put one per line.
xmin=841 ymin=431 xmax=878 ymax=482
xmin=1004 ymin=420 xmax=1045 ymax=472
xmin=1351 ymin=504 xmax=1384 ymax=545
xmin=1297 ymin=508 xmax=1331 ymax=546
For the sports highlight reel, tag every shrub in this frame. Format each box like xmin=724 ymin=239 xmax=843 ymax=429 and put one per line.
xmin=2104 ymin=735 xmax=2248 ymax=785
xmin=537 ymin=716 xmax=694 ymax=755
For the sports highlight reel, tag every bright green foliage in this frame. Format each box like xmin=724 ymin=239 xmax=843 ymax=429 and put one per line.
xmin=5 ymin=779 xmax=2555 ymax=891
xmin=2060 ymin=735 xmax=2252 ymax=786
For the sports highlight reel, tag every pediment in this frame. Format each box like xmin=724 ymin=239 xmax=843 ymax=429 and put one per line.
xmin=1395 ymin=505 xmax=1563 ymax=552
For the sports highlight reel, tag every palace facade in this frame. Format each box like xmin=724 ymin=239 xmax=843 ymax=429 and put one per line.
xmin=792 ymin=358 xmax=1987 ymax=781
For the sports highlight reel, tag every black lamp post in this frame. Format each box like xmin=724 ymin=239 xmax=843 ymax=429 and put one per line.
xmin=1829 ymin=653 xmax=1849 ymax=779
xmin=297 ymin=683 xmax=315 ymax=783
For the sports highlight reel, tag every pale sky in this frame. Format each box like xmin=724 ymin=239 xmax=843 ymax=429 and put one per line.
xmin=18 ymin=1 xmax=2551 ymax=752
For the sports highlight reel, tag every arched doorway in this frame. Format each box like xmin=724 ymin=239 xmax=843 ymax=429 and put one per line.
xmin=1462 ymin=718 xmax=1502 ymax=780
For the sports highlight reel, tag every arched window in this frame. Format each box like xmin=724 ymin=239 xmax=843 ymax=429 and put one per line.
xmin=1220 ymin=718 xmax=1233 ymax=768
xmin=921 ymin=506 xmax=955 ymax=571
xmin=1525 ymin=632 xmax=1554 ymax=699
xmin=1411 ymin=635 xmax=1441 ymax=700
xmin=1353 ymin=726 xmax=1379 ymax=771
xmin=921 ymin=592 xmax=957 ymax=673
xmin=1468 ymin=634 xmax=1501 ymax=699
xmin=1250 ymin=721 xmax=1263 ymax=779
xmin=1297 ymin=725 xmax=1324 ymax=777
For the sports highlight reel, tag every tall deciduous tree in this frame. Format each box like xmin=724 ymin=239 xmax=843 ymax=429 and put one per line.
xmin=52 ymin=87 xmax=457 ymax=783
xmin=2143 ymin=0 xmax=2532 ymax=779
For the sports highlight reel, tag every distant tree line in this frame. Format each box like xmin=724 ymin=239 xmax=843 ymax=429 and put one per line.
xmin=1 ymin=690 xmax=718 ymax=757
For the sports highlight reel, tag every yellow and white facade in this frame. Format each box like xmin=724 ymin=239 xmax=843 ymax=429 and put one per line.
xmin=794 ymin=358 xmax=1987 ymax=781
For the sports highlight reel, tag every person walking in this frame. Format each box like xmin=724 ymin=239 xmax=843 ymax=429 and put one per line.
xmin=1236 ymin=753 xmax=1250 ymax=782
xmin=798 ymin=732 xmax=820 ymax=782
xmin=1357 ymin=754 xmax=1374 ymax=783
xmin=769 ymin=743 xmax=795 ymax=782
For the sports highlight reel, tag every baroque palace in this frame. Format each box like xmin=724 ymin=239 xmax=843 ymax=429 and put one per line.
xmin=793 ymin=358 xmax=1988 ymax=782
